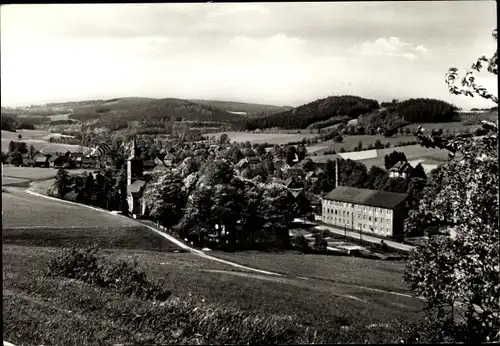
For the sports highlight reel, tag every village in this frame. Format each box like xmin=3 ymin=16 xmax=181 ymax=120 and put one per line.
xmin=2 ymin=130 xmax=428 ymax=259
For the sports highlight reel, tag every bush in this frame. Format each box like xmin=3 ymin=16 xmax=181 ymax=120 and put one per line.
xmin=47 ymin=246 xmax=172 ymax=301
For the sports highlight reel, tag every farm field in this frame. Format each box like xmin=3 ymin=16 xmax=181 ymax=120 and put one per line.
xmin=2 ymin=166 xmax=94 ymax=181
xmin=307 ymin=135 xmax=417 ymax=155
xmin=211 ymin=251 xmax=410 ymax=294
xmin=402 ymin=121 xmax=480 ymax=132
xmin=47 ymin=113 xmax=72 ymax=121
xmin=309 ymin=143 xmax=459 ymax=172
xmin=1 ymin=130 xmax=87 ymax=154
xmin=205 ymin=131 xmax=318 ymax=145
xmin=3 ymin=243 xmax=422 ymax=345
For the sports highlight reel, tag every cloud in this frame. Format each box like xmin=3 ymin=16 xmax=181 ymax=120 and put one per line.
xmin=349 ymin=37 xmax=428 ymax=60
xmin=415 ymin=44 xmax=428 ymax=52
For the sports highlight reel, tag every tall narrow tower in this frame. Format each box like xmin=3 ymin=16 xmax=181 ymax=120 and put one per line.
xmin=127 ymin=137 xmax=143 ymax=187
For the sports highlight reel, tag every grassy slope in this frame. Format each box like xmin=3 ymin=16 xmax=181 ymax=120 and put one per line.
xmin=211 ymin=251 xmax=410 ymax=294
xmin=3 ymin=244 xmax=422 ymax=345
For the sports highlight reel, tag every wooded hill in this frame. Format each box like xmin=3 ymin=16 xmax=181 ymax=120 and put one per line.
xmin=245 ymin=96 xmax=461 ymax=131
xmin=245 ymin=95 xmax=380 ymax=130
xmin=188 ymin=99 xmax=292 ymax=116
xmin=67 ymin=98 xmax=247 ymax=131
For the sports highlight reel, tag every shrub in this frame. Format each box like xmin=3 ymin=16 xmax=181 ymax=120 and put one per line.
xmin=47 ymin=246 xmax=172 ymax=301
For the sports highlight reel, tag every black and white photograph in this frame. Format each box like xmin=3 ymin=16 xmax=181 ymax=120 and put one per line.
xmin=1 ymin=2 xmax=498 ymax=345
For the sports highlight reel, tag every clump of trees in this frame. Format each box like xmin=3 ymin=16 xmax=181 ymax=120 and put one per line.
xmin=144 ymin=159 xmax=300 ymax=251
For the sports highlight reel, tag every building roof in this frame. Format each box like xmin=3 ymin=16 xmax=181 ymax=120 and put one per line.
xmin=287 ymin=167 xmax=305 ymax=174
xmin=128 ymin=179 xmax=147 ymax=196
xmin=143 ymin=159 xmax=156 ymax=169
xmin=290 ymin=190 xmax=304 ymax=198
xmin=235 ymin=158 xmax=249 ymax=169
xmin=389 ymin=161 xmax=414 ymax=173
xmin=323 ymin=186 xmax=408 ymax=209
xmin=35 ymin=156 xmax=48 ymax=163
xmin=246 ymin=156 xmax=260 ymax=163
xmin=284 ymin=177 xmax=294 ymax=187
xmin=308 ymin=154 xmax=341 ymax=164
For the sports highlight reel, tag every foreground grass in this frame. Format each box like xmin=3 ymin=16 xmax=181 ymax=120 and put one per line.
xmin=3 ymin=245 xmax=422 ymax=344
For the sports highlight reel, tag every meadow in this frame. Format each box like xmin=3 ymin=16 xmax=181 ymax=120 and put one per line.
xmin=205 ymin=131 xmax=319 ymax=145
xmin=1 ymin=129 xmax=87 ymax=154
xmin=1 ymin=188 xmax=135 ymax=228
xmin=307 ymin=134 xmax=417 ymax=155
xmin=402 ymin=121 xmax=480 ymax=132
xmin=211 ymin=251 xmax=410 ymax=294
xmin=3 ymin=242 xmax=422 ymax=345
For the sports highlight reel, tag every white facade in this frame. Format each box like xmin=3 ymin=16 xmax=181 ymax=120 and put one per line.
xmin=389 ymin=171 xmax=407 ymax=179
xmin=321 ymin=199 xmax=395 ymax=237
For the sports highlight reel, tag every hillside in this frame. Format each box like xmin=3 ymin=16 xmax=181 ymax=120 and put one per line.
xmin=68 ymin=98 xmax=247 ymax=131
xmin=245 ymin=95 xmax=380 ymax=130
xmin=188 ymin=99 xmax=292 ymax=116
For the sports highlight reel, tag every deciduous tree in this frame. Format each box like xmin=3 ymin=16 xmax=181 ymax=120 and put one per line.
xmin=404 ymin=28 xmax=499 ymax=343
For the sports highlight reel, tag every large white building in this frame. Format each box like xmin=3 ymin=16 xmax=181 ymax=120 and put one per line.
xmin=321 ymin=186 xmax=408 ymax=239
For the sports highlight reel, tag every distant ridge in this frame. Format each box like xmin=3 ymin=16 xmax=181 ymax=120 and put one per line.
xmin=188 ymin=99 xmax=293 ymax=116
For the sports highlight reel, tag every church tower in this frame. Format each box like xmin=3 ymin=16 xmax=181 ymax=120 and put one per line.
xmin=127 ymin=137 xmax=143 ymax=187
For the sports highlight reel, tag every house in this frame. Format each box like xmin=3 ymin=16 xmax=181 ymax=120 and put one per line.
xmin=143 ymin=159 xmax=156 ymax=173
xmin=33 ymin=152 xmax=49 ymax=168
xmin=284 ymin=167 xmax=306 ymax=179
xmin=307 ymin=154 xmax=341 ymax=170
xmin=235 ymin=157 xmax=261 ymax=174
xmin=127 ymin=139 xmax=147 ymax=219
xmin=163 ymin=154 xmax=176 ymax=167
xmin=321 ymin=186 xmax=408 ymax=240
xmin=305 ymin=168 xmax=324 ymax=183
xmin=389 ymin=161 xmax=414 ymax=179
xmin=246 ymin=156 xmax=261 ymax=169
xmin=78 ymin=156 xmax=95 ymax=168
xmin=291 ymin=189 xmax=312 ymax=217
xmin=273 ymin=159 xmax=287 ymax=171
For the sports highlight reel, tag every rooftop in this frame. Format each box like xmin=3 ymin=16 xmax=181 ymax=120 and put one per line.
xmin=323 ymin=186 xmax=408 ymax=209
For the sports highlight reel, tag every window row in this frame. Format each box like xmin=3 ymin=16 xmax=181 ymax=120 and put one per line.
xmin=324 ymin=201 xmax=391 ymax=214
xmin=357 ymin=223 xmax=391 ymax=233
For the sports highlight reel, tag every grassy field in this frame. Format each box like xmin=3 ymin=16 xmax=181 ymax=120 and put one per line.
xmin=3 ymin=166 xmax=60 ymax=180
xmin=402 ymin=121 xmax=480 ymax=132
xmin=211 ymin=251 xmax=410 ymax=294
xmin=3 ymin=166 xmax=95 ymax=181
xmin=3 ymin=243 xmax=422 ymax=345
xmin=1 ymin=129 xmax=87 ymax=154
xmin=2 ymin=188 xmax=136 ymax=228
xmin=2 ymin=226 xmax=181 ymax=252
xmin=2 ymin=176 xmax=30 ymax=187
xmin=205 ymin=131 xmax=319 ymax=145
xmin=307 ymin=135 xmax=417 ymax=155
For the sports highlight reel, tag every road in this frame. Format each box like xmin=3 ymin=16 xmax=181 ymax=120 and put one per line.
xmin=315 ymin=224 xmax=415 ymax=252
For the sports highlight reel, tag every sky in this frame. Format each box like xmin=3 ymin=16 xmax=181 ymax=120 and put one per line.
xmin=1 ymin=2 xmax=497 ymax=110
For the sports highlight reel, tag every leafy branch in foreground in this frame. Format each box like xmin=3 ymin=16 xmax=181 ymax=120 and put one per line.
xmin=445 ymin=29 xmax=498 ymax=103
xmin=405 ymin=28 xmax=499 ymax=343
